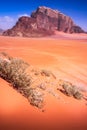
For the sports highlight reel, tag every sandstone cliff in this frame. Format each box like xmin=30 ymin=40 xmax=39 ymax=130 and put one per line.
xmin=3 ymin=6 xmax=85 ymax=37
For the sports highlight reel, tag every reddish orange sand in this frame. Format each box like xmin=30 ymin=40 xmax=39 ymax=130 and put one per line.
xmin=0 ymin=35 xmax=87 ymax=130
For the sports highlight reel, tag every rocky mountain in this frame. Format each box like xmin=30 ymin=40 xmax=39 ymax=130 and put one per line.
xmin=3 ymin=16 xmax=53 ymax=37
xmin=3 ymin=6 xmax=85 ymax=37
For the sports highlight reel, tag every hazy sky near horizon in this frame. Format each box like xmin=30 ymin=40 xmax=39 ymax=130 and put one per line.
xmin=0 ymin=0 xmax=87 ymax=31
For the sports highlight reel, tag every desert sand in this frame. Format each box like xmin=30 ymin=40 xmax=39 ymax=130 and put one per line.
xmin=0 ymin=34 xmax=87 ymax=130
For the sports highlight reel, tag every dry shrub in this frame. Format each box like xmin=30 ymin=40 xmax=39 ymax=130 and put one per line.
xmin=59 ymin=80 xmax=83 ymax=100
xmin=41 ymin=69 xmax=51 ymax=77
xmin=73 ymin=91 xmax=83 ymax=99
xmin=17 ymin=87 xmax=45 ymax=108
xmin=0 ymin=52 xmax=45 ymax=109
xmin=0 ymin=53 xmax=31 ymax=89
xmin=0 ymin=52 xmax=13 ymax=60
xmin=62 ymin=84 xmax=74 ymax=96
xmin=38 ymin=83 xmax=46 ymax=90
xmin=28 ymin=88 xmax=45 ymax=108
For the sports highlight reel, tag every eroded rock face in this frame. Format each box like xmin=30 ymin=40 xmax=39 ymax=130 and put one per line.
xmin=57 ymin=13 xmax=74 ymax=32
xmin=31 ymin=6 xmax=59 ymax=31
xmin=3 ymin=17 xmax=38 ymax=37
xmin=31 ymin=6 xmax=75 ymax=33
xmin=3 ymin=6 xmax=85 ymax=37
xmin=70 ymin=26 xmax=85 ymax=33
xmin=3 ymin=15 xmax=54 ymax=37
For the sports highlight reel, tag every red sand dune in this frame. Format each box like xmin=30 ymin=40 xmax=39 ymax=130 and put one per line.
xmin=0 ymin=35 xmax=87 ymax=130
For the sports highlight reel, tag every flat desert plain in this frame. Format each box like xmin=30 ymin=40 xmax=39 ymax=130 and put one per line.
xmin=0 ymin=34 xmax=87 ymax=130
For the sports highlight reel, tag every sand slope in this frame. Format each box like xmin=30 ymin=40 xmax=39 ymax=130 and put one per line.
xmin=0 ymin=35 xmax=87 ymax=130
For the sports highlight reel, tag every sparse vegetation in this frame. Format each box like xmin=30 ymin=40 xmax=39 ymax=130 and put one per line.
xmin=41 ymin=69 xmax=51 ymax=77
xmin=58 ymin=79 xmax=83 ymax=100
xmin=0 ymin=53 xmax=31 ymax=89
xmin=0 ymin=52 xmax=45 ymax=109
xmin=73 ymin=91 xmax=83 ymax=100
xmin=0 ymin=52 xmax=13 ymax=60
xmin=0 ymin=52 xmax=85 ymax=109
xmin=38 ymin=83 xmax=46 ymax=90
xmin=28 ymin=88 xmax=45 ymax=108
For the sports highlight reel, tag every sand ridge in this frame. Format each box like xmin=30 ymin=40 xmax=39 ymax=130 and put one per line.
xmin=0 ymin=35 xmax=87 ymax=130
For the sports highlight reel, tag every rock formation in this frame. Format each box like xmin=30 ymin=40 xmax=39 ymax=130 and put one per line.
xmin=70 ymin=25 xmax=85 ymax=33
xmin=3 ymin=6 xmax=85 ymax=37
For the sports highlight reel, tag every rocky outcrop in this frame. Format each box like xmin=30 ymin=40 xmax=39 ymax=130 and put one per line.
xmin=3 ymin=16 xmax=53 ymax=37
xmin=31 ymin=6 xmax=75 ymax=33
xmin=3 ymin=6 xmax=85 ymax=37
xmin=70 ymin=26 xmax=85 ymax=33
xmin=3 ymin=17 xmax=37 ymax=37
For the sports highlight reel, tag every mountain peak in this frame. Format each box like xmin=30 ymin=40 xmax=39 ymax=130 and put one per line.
xmin=3 ymin=6 xmax=85 ymax=37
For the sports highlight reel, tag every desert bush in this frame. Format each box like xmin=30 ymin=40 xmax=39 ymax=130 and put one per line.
xmin=62 ymin=83 xmax=74 ymax=96
xmin=41 ymin=69 xmax=51 ymax=77
xmin=60 ymin=80 xmax=83 ymax=100
xmin=0 ymin=54 xmax=31 ymax=89
xmin=0 ymin=53 xmax=46 ymax=108
xmin=0 ymin=52 xmax=13 ymax=61
xmin=28 ymin=88 xmax=44 ymax=108
xmin=73 ymin=91 xmax=83 ymax=100
xmin=38 ymin=83 xmax=46 ymax=90
xmin=17 ymin=86 xmax=45 ymax=108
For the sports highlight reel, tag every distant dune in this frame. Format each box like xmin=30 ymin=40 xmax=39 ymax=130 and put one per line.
xmin=50 ymin=31 xmax=87 ymax=40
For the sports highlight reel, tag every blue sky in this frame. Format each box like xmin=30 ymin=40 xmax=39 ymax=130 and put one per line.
xmin=0 ymin=0 xmax=87 ymax=31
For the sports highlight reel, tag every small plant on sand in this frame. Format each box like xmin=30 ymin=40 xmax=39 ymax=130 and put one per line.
xmin=0 ymin=53 xmax=31 ymax=89
xmin=0 ymin=52 xmax=45 ymax=109
xmin=59 ymin=80 xmax=83 ymax=100
xmin=41 ymin=69 xmax=51 ymax=77
xmin=62 ymin=83 xmax=73 ymax=96
xmin=73 ymin=90 xmax=83 ymax=99
xmin=0 ymin=52 xmax=13 ymax=60
xmin=27 ymin=88 xmax=45 ymax=108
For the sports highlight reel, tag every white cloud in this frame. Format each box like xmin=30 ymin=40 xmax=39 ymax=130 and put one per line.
xmin=4 ymin=16 xmax=14 ymax=22
xmin=0 ymin=16 xmax=15 ymax=22
xmin=0 ymin=16 xmax=17 ymax=30
xmin=0 ymin=14 xmax=29 ymax=30
xmin=18 ymin=13 xmax=29 ymax=18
